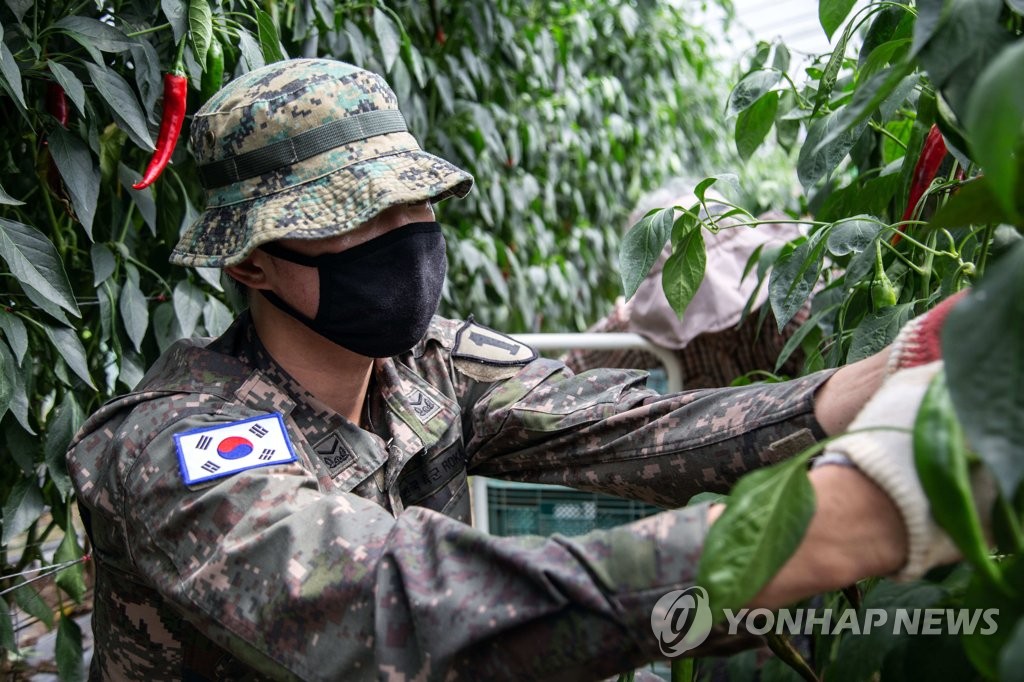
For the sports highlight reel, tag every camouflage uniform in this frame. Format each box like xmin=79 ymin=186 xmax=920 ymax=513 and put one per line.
xmin=67 ymin=58 xmax=834 ymax=680
xmin=68 ymin=312 xmax=831 ymax=680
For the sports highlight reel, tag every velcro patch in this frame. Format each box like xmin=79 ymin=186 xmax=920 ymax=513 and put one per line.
xmin=406 ymin=387 xmax=442 ymax=423
xmin=452 ymin=320 xmax=537 ymax=366
xmin=174 ymin=413 xmax=297 ymax=485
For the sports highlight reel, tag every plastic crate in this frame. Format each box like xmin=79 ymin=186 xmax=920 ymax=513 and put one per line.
xmin=484 ymin=479 xmax=663 ymax=537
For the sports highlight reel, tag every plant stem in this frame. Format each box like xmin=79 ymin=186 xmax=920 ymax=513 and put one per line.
xmin=869 ymin=120 xmax=907 ymax=150
xmin=974 ymin=223 xmax=996 ymax=279
xmin=670 ymin=657 xmax=694 ymax=682
xmin=765 ymin=632 xmax=820 ymax=682
xmin=126 ymin=23 xmax=172 ymax=38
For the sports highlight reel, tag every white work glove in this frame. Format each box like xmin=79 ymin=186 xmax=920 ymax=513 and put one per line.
xmin=825 ymin=361 xmax=962 ymax=579
xmin=820 ymin=291 xmax=996 ymax=580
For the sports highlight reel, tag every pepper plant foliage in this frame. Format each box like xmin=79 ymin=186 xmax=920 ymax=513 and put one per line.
xmin=0 ymin=0 xmax=743 ymax=675
xmin=619 ymin=0 xmax=1024 ymax=678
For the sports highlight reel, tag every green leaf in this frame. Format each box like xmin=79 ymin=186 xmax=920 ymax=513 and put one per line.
xmin=847 ymin=302 xmax=913 ymax=362
xmin=5 ymin=0 xmax=32 ymax=22
xmin=0 ymin=308 xmax=28 ymax=364
xmin=119 ymin=163 xmax=157 ymax=234
xmin=47 ymin=60 xmax=87 ymax=118
xmin=188 ymin=0 xmax=214 ymax=67
xmin=860 ymin=38 xmax=912 ymax=81
xmin=90 ymin=243 xmax=116 ymax=287
xmin=735 ymin=92 xmax=778 ymax=160
xmin=44 ymin=393 xmax=83 ymax=500
xmin=914 ymin=370 xmax=998 ymax=575
xmin=930 ymin=181 xmax=1019 ymax=233
xmin=964 ymin=39 xmax=1024 ymax=220
xmin=372 ymin=8 xmax=401 ymax=72
xmin=808 ymin=64 xmax=914 ymax=161
xmin=0 ymin=348 xmax=10 ymax=421
xmin=0 ymin=40 xmax=26 ymax=110
xmin=860 ymin=5 xmax=911 ymax=69
xmin=661 ymin=225 xmax=706 ymax=318
xmin=819 ymin=0 xmax=858 ymax=41
xmin=48 ymin=126 xmax=100 ymax=239
xmin=619 ymin=207 xmax=673 ymax=300
xmin=2 ymin=476 xmax=45 ymax=545
xmin=85 ymin=62 xmax=155 ymax=151
xmin=162 ymin=0 xmax=189 ymax=43
xmin=42 ymin=324 xmax=96 ymax=389
xmin=962 ymin=556 xmax=1024 ymax=677
xmin=54 ymin=507 xmax=86 ymax=602
xmin=727 ymin=70 xmax=782 ymax=116
xmin=312 ymin=0 xmax=335 ymax=28
xmin=774 ymin=303 xmax=840 ymax=373
xmin=814 ymin=19 xmax=854 ymax=114
xmin=0 ymin=604 xmax=16 ymax=655
xmin=12 ymin=580 xmax=53 ymax=629
xmin=944 ymin=242 xmax=1024 ymax=500
xmin=56 ymin=615 xmax=85 ymax=682
xmin=1 ymin=344 xmax=33 ymax=435
xmin=798 ymin=110 xmax=867 ymax=189
xmin=911 ymin=0 xmax=944 ymax=56
xmin=120 ymin=267 xmax=150 ymax=353
xmin=0 ymin=217 xmax=80 ymax=317
xmin=255 ymin=7 xmax=286 ymax=64
xmin=768 ymin=235 xmax=826 ymax=328
xmin=237 ymin=28 xmax=265 ymax=71
xmin=53 ymin=16 xmax=134 ymax=53
xmin=0 ymin=180 xmax=22 ymax=205
xmin=818 ymin=173 xmax=901 ymax=224
xmin=999 ymin=616 xmax=1024 ymax=682
xmin=173 ymin=280 xmax=204 ymax=338
xmin=203 ymin=296 xmax=233 ymax=336
xmin=696 ymin=452 xmax=816 ymax=616
xmin=828 ymin=580 xmax=948 ymax=682
xmin=825 ymin=216 xmax=883 ymax=256
xmin=694 ymin=174 xmax=740 ymax=203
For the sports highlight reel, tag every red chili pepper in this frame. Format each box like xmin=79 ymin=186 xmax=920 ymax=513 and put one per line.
xmin=133 ymin=39 xmax=188 ymax=190
xmin=46 ymin=82 xmax=69 ymax=128
xmin=893 ymin=124 xmax=947 ymax=245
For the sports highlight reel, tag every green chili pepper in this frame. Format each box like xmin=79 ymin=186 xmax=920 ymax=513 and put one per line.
xmin=201 ymin=38 xmax=225 ymax=103
xmin=913 ymin=370 xmax=1001 ymax=586
xmin=871 ymin=241 xmax=898 ymax=310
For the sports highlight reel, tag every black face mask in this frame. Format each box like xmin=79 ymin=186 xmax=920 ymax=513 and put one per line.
xmin=259 ymin=221 xmax=447 ymax=358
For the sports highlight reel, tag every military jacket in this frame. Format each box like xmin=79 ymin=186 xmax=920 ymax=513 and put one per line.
xmin=67 ymin=314 xmax=832 ymax=681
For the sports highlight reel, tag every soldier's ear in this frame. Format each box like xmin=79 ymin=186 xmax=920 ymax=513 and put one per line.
xmin=224 ymin=253 xmax=271 ymax=290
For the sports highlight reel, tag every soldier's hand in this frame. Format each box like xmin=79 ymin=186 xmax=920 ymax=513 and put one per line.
xmin=820 ymin=360 xmax=996 ymax=580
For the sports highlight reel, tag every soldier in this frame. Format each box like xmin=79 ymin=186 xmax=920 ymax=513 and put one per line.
xmin=67 ymin=59 xmax=981 ymax=680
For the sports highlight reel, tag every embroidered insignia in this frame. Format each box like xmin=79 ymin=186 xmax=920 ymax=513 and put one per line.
xmin=313 ymin=432 xmax=355 ymax=473
xmin=174 ymin=413 xmax=297 ymax=485
xmin=452 ymin=319 xmax=537 ymax=366
xmin=405 ymin=387 xmax=442 ymax=423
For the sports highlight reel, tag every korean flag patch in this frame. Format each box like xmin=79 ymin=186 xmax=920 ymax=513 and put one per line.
xmin=174 ymin=413 xmax=298 ymax=485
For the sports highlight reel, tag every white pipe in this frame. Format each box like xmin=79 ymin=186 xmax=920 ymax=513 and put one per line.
xmin=471 ymin=475 xmax=490 ymax=534
xmin=511 ymin=332 xmax=684 ymax=393
xmin=470 ymin=332 xmax=684 ymax=532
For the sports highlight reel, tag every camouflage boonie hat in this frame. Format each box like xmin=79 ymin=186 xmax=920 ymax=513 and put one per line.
xmin=170 ymin=58 xmax=474 ymax=267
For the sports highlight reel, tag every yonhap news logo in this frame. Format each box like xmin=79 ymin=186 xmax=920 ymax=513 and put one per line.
xmin=650 ymin=584 xmax=1001 ymax=655
xmin=650 ymin=586 xmax=714 ymax=657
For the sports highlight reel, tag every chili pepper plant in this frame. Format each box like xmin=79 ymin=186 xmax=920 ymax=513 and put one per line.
xmin=620 ymin=0 xmax=1024 ymax=679
xmin=0 ymin=0 xmax=756 ymax=678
